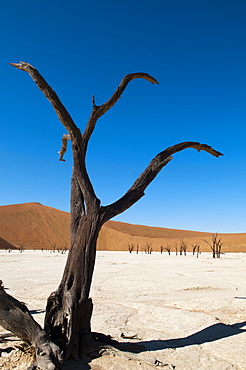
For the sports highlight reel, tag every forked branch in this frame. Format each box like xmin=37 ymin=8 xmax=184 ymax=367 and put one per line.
xmin=83 ymin=73 xmax=159 ymax=145
xmin=100 ymin=142 xmax=223 ymax=222
xmin=10 ymin=63 xmax=159 ymax=165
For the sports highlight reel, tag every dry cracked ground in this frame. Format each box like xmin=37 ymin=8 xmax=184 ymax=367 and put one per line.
xmin=0 ymin=250 xmax=245 ymax=369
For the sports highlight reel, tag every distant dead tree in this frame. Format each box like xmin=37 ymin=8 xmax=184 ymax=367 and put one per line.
xmin=164 ymin=245 xmax=171 ymax=255
xmin=160 ymin=245 xmax=164 ymax=254
xmin=174 ymin=244 xmax=178 ymax=255
xmin=136 ymin=243 xmax=139 ymax=254
xmin=146 ymin=242 xmax=154 ymax=254
xmin=179 ymin=239 xmax=188 ymax=255
xmin=203 ymin=233 xmax=223 ymax=258
xmin=142 ymin=245 xmax=147 ymax=254
xmin=192 ymin=244 xmax=200 ymax=258
xmin=192 ymin=244 xmax=198 ymax=255
xmin=18 ymin=245 xmax=24 ymax=253
xmin=61 ymin=245 xmax=67 ymax=254
xmin=128 ymin=243 xmax=134 ymax=253
xmin=0 ymin=61 xmax=222 ymax=369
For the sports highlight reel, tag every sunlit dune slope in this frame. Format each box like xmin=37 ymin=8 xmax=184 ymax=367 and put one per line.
xmin=0 ymin=203 xmax=70 ymax=250
xmin=98 ymin=221 xmax=246 ymax=252
xmin=0 ymin=203 xmax=245 ymax=252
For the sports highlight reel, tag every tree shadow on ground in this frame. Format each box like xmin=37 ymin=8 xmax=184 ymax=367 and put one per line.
xmin=68 ymin=321 xmax=246 ymax=369
xmin=112 ymin=320 xmax=246 ymax=353
xmin=2 ymin=321 xmax=246 ymax=370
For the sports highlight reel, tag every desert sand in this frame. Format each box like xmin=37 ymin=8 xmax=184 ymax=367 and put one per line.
xmin=1 ymin=203 xmax=246 ymax=252
xmin=0 ymin=250 xmax=245 ymax=369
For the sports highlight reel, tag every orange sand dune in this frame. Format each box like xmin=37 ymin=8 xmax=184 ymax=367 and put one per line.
xmin=0 ymin=203 xmax=70 ymax=250
xmin=0 ymin=203 xmax=245 ymax=252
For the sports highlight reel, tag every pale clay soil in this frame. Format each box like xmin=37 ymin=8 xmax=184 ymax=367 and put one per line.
xmin=0 ymin=250 xmax=245 ymax=369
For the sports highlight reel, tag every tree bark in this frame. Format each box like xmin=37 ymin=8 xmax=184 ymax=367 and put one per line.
xmin=44 ymin=200 xmax=102 ymax=359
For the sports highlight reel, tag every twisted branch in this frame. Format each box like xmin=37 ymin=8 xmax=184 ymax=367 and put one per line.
xmin=10 ymin=61 xmax=97 ymax=205
xmin=83 ymin=73 xmax=159 ymax=145
xmin=100 ymin=142 xmax=223 ymax=222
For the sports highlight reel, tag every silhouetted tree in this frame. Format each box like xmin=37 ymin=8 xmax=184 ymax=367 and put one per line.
xmin=19 ymin=245 xmax=24 ymax=253
xmin=164 ymin=245 xmax=171 ymax=255
xmin=0 ymin=61 xmax=222 ymax=369
xmin=128 ymin=244 xmax=134 ymax=253
xmin=203 ymin=233 xmax=223 ymax=258
xmin=179 ymin=240 xmax=188 ymax=256
xmin=175 ymin=244 xmax=178 ymax=256
xmin=142 ymin=246 xmax=147 ymax=254
xmin=192 ymin=244 xmax=200 ymax=258
xmin=192 ymin=244 xmax=197 ymax=255
xmin=146 ymin=242 xmax=153 ymax=254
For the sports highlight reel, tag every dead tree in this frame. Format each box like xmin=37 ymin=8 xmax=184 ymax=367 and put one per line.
xmin=164 ymin=245 xmax=171 ymax=255
xmin=203 ymin=233 xmax=223 ymax=258
xmin=180 ymin=239 xmax=188 ymax=256
xmin=192 ymin=244 xmax=197 ymax=255
xmin=0 ymin=61 xmax=222 ymax=369
xmin=192 ymin=244 xmax=200 ymax=258
xmin=136 ymin=243 xmax=139 ymax=254
xmin=142 ymin=246 xmax=148 ymax=254
xmin=128 ymin=244 xmax=134 ymax=253
xmin=160 ymin=245 xmax=164 ymax=254
xmin=19 ymin=245 xmax=24 ymax=253
xmin=146 ymin=242 xmax=153 ymax=254
xmin=175 ymin=244 xmax=178 ymax=256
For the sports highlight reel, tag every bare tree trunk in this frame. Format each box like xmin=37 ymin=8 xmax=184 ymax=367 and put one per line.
xmin=44 ymin=173 xmax=102 ymax=358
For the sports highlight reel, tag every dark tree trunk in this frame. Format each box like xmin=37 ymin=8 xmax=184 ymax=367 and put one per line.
xmin=44 ymin=171 xmax=102 ymax=358
xmin=44 ymin=217 xmax=102 ymax=358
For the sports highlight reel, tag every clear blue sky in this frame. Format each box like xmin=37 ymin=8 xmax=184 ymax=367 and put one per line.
xmin=1 ymin=0 xmax=246 ymax=233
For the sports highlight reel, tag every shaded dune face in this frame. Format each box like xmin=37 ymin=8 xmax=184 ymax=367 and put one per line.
xmin=0 ymin=203 xmax=245 ymax=252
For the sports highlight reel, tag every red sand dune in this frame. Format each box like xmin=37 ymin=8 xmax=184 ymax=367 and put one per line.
xmin=0 ymin=203 xmax=245 ymax=252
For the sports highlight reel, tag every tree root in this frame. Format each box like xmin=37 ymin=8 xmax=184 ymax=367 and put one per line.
xmin=0 ymin=288 xmax=63 ymax=370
